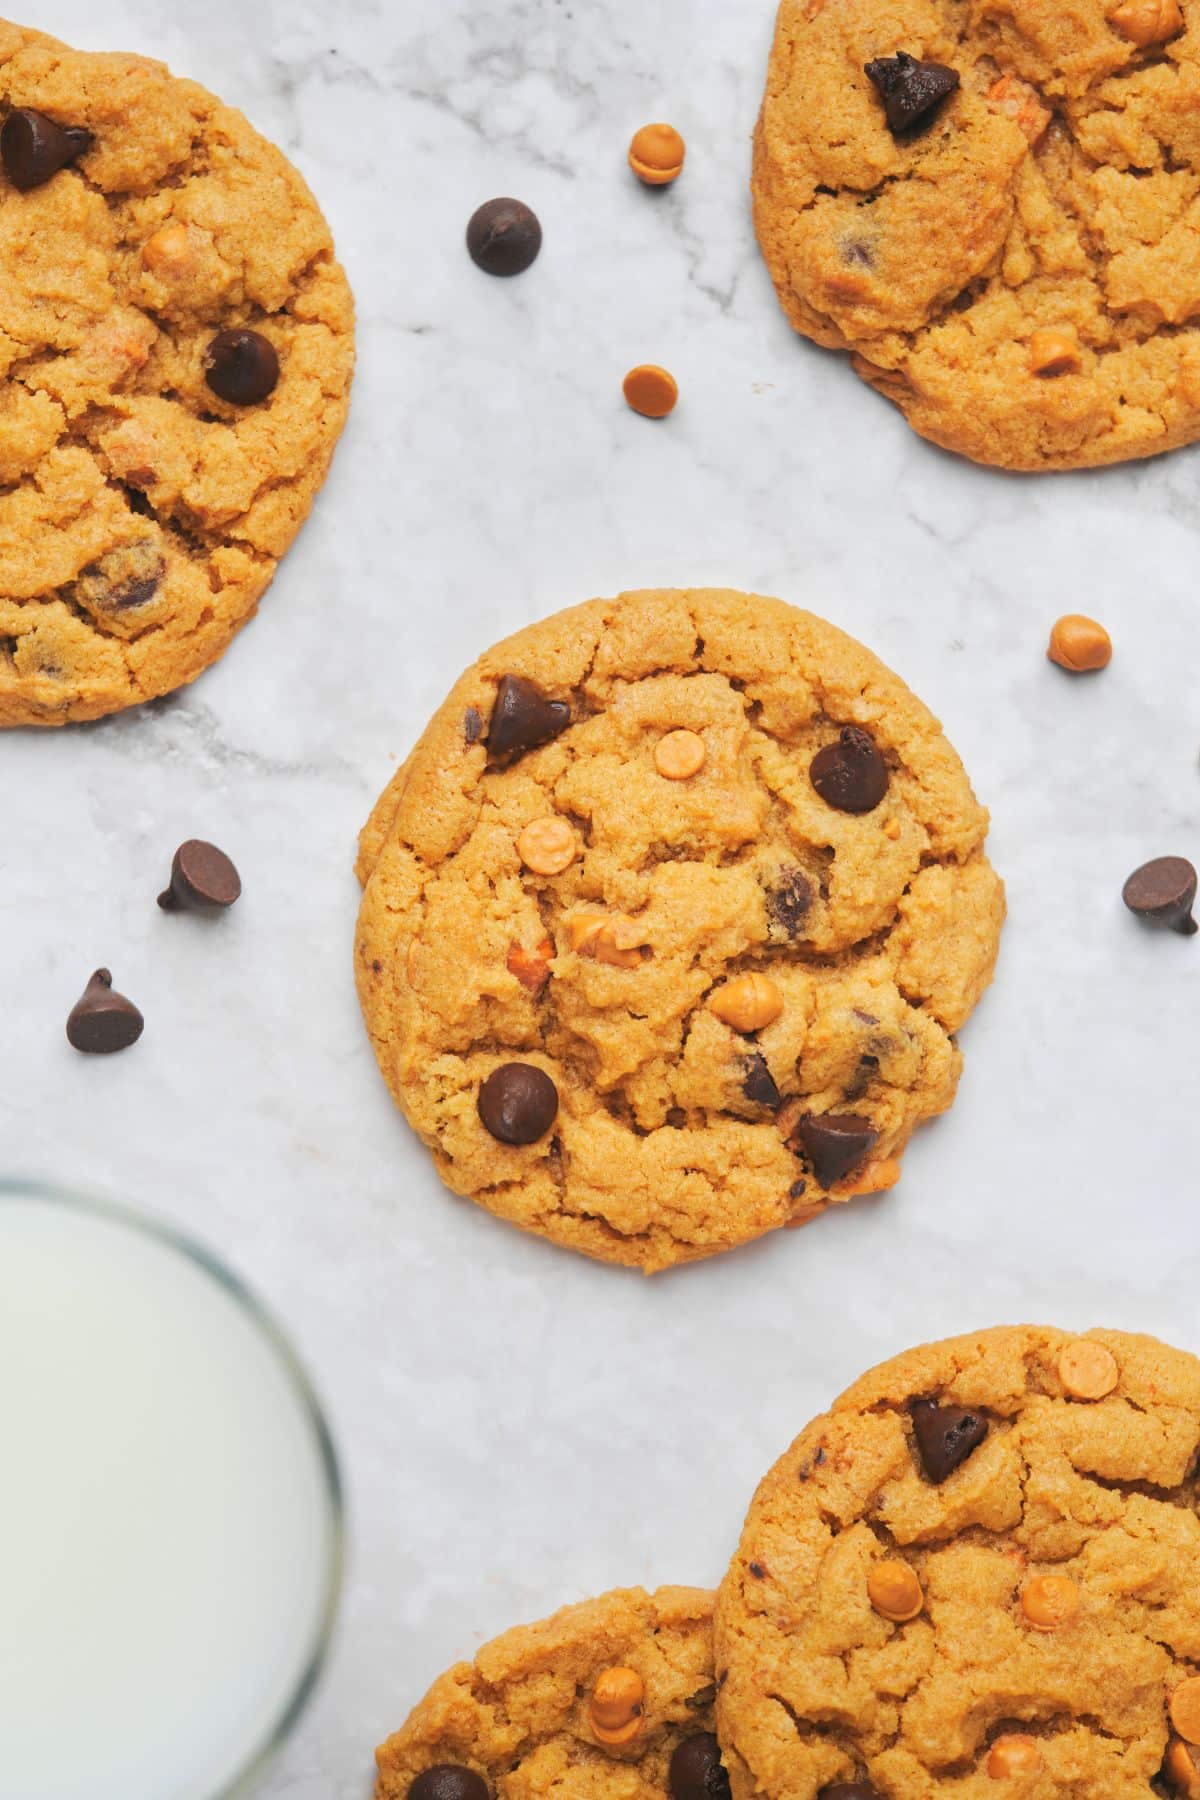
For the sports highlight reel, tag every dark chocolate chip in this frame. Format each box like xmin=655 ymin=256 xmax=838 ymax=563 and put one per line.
xmin=788 ymin=1178 xmax=808 ymax=1199
xmin=911 ymin=1398 xmax=988 ymax=1483
xmin=408 ymin=1769 xmax=490 ymax=1800
xmin=810 ymin=726 xmax=889 ymax=814
xmin=157 ymin=840 xmax=242 ymax=912
xmin=741 ymin=1052 xmax=781 ymax=1109
xmin=66 ymin=969 xmax=144 ymax=1055
xmin=818 ymin=1786 xmax=883 ymax=1800
xmin=477 ymin=1062 xmax=558 ymax=1144
xmin=864 ymin=51 xmax=960 ymax=135
xmin=73 ymin=543 xmax=164 ymax=616
xmin=842 ymin=239 xmax=874 ymax=268
xmin=685 ymin=1683 xmax=717 ymax=1711
xmin=204 ymin=328 xmax=280 ymax=405
xmin=485 ymin=674 xmax=571 ymax=764
xmin=464 ymin=706 xmax=483 ymax=744
xmin=669 ymin=1734 xmax=731 ymax=1800
xmin=793 ymin=1113 xmax=878 ymax=1188
xmin=466 ymin=197 xmax=542 ymax=275
xmin=1122 ymin=856 xmax=1198 ymax=936
xmin=2 ymin=108 xmax=92 ymax=190
xmin=765 ymin=865 xmax=815 ymax=939
xmin=748 ymin=1562 xmax=766 ymax=1579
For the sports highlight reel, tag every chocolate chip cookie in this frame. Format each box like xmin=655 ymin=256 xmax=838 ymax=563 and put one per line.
xmin=754 ymin=0 xmax=1200 ymax=469
xmin=375 ymin=1586 xmax=723 ymax=1800
xmin=715 ymin=1325 xmax=1200 ymax=1800
xmin=0 ymin=20 xmax=354 ymax=726
xmin=354 ymin=589 xmax=1004 ymax=1273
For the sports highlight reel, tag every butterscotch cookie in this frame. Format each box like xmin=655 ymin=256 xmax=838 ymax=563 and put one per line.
xmin=354 ymin=588 xmax=1004 ymax=1273
xmin=0 ymin=19 xmax=354 ymax=726
xmin=715 ymin=1325 xmax=1200 ymax=1800
xmin=375 ymin=1587 xmax=724 ymax=1800
xmin=754 ymin=0 xmax=1200 ymax=470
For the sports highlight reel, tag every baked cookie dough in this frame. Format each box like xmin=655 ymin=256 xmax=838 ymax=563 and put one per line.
xmin=354 ymin=588 xmax=1003 ymax=1273
xmin=0 ymin=19 xmax=353 ymax=726
xmin=753 ymin=0 xmax=1200 ymax=469
xmin=715 ymin=1325 xmax=1200 ymax=1800
xmin=375 ymin=1586 xmax=724 ymax=1800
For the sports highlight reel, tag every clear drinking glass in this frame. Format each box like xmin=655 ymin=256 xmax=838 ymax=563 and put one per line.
xmin=0 ymin=1178 xmax=344 ymax=1800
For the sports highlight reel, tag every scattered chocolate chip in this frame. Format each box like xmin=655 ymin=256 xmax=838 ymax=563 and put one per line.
xmin=1122 ymin=856 xmax=1198 ymax=936
xmin=685 ymin=1683 xmax=717 ymax=1711
xmin=852 ymin=1007 xmax=879 ymax=1026
xmin=741 ymin=1052 xmax=781 ymax=1109
xmin=765 ymin=865 xmax=814 ymax=940
xmin=485 ymin=674 xmax=571 ymax=764
xmin=157 ymin=840 xmax=242 ymax=912
xmin=66 ymin=969 xmax=144 ymax=1055
xmin=666 ymin=1106 xmax=689 ymax=1128
xmin=73 ymin=543 xmax=164 ymax=616
xmin=842 ymin=239 xmax=874 ymax=268
xmin=1 ymin=108 xmax=91 ymax=190
xmin=818 ymin=1786 xmax=883 ymax=1800
xmin=464 ymin=705 xmax=483 ymax=744
xmin=911 ymin=1398 xmax=988 ymax=1483
xmin=669 ymin=1734 xmax=730 ymax=1800
xmin=204 ymin=328 xmax=279 ymax=406
xmin=477 ymin=1062 xmax=558 ymax=1144
xmin=793 ymin=1113 xmax=878 ymax=1188
xmin=748 ymin=1562 xmax=766 ymax=1579
xmin=810 ymin=726 xmax=889 ymax=814
xmin=788 ymin=1178 xmax=808 ymax=1199
xmin=408 ymin=1769 xmax=490 ymax=1800
xmin=865 ymin=51 xmax=960 ymax=135
xmin=466 ymin=197 xmax=542 ymax=275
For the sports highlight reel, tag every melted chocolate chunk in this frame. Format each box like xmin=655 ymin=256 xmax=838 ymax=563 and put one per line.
xmin=2 ymin=108 xmax=91 ymax=189
xmin=485 ymin=674 xmax=571 ymax=763
xmin=741 ymin=1052 xmax=781 ymax=1109
xmin=793 ymin=1112 xmax=878 ymax=1188
xmin=911 ymin=1398 xmax=988 ymax=1483
xmin=669 ymin=1734 xmax=730 ymax=1800
xmin=765 ymin=865 xmax=815 ymax=940
xmin=810 ymin=726 xmax=889 ymax=814
xmin=864 ymin=51 xmax=960 ymax=135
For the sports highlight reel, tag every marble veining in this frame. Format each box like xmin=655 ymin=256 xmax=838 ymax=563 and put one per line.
xmin=7 ymin=2 xmax=1200 ymax=1796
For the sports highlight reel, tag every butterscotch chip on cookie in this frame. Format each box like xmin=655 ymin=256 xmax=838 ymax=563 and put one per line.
xmin=374 ymin=1587 xmax=723 ymax=1800
xmin=0 ymin=19 xmax=353 ymax=726
xmin=714 ymin=1326 xmax=1200 ymax=1800
xmin=754 ymin=0 xmax=1200 ymax=469
xmin=354 ymin=589 xmax=1003 ymax=1272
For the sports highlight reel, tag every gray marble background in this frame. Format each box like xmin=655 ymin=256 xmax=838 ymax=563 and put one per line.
xmin=7 ymin=2 xmax=1200 ymax=1795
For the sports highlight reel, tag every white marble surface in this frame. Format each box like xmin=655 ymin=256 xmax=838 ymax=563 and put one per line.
xmin=7 ymin=1 xmax=1200 ymax=1795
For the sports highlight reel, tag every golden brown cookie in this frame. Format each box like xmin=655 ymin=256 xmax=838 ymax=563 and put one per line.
xmin=0 ymin=19 xmax=354 ymax=726
xmin=754 ymin=0 xmax=1200 ymax=470
xmin=354 ymin=588 xmax=1004 ymax=1273
xmin=715 ymin=1325 xmax=1200 ymax=1800
xmin=375 ymin=1586 xmax=724 ymax=1800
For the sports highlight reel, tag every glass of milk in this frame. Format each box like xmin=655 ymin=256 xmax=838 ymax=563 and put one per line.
xmin=0 ymin=1179 xmax=344 ymax=1800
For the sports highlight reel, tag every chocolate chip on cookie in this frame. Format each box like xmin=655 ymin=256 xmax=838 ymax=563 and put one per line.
xmin=1 ymin=107 xmax=91 ymax=189
xmin=477 ymin=1063 xmax=558 ymax=1144
xmin=1122 ymin=856 xmax=1198 ymax=935
xmin=204 ymin=328 xmax=280 ymax=405
xmin=71 ymin=543 xmax=164 ymax=618
xmin=466 ymin=198 xmax=542 ymax=275
xmin=408 ymin=1769 xmax=489 ymax=1800
xmin=66 ymin=969 xmax=144 ymax=1055
xmin=792 ymin=1112 xmax=878 ymax=1187
xmin=741 ymin=1053 xmax=781 ymax=1109
xmin=864 ymin=52 xmax=959 ymax=135
xmin=157 ymin=840 xmax=242 ymax=912
xmin=669 ymin=1734 xmax=730 ymax=1800
xmin=810 ymin=727 xmax=889 ymax=814
xmin=910 ymin=1397 xmax=988 ymax=1482
xmin=485 ymin=674 xmax=571 ymax=764
xmin=764 ymin=865 xmax=814 ymax=940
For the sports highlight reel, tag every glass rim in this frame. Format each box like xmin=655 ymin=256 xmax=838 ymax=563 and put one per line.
xmin=0 ymin=1175 xmax=345 ymax=1800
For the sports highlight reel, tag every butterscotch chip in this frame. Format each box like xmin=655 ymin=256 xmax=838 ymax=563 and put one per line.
xmin=1172 ymin=1678 xmax=1200 ymax=1745
xmin=1058 ymin=1338 xmax=1119 ymax=1400
xmin=1165 ymin=1736 xmax=1200 ymax=1796
xmin=1021 ymin=1572 xmax=1081 ymax=1630
xmin=841 ymin=1155 xmax=901 ymax=1196
xmin=629 ymin=123 xmax=686 ymax=185
xmin=1029 ymin=328 xmax=1082 ymax=377
xmin=1048 ymin=615 xmax=1112 ymax=673
xmin=987 ymin=1735 xmax=1042 ymax=1777
xmin=568 ymin=912 xmax=645 ymax=968
xmin=708 ymin=973 xmax=783 ymax=1034
xmin=1110 ymin=0 xmax=1183 ymax=44
xmin=517 ymin=817 xmax=579 ymax=876
xmin=141 ymin=220 xmax=195 ymax=274
xmin=590 ymin=1665 xmax=645 ymax=1744
xmin=655 ymin=729 xmax=706 ymax=780
xmin=623 ymin=365 xmax=678 ymax=418
xmin=866 ymin=1559 xmax=923 ymax=1622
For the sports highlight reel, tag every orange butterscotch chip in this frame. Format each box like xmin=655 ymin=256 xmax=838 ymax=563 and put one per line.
xmin=142 ymin=220 xmax=197 ymax=275
xmin=623 ymin=364 xmax=678 ymax=418
xmin=1171 ymin=1678 xmax=1200 ymax=1746
xmin=987 ymin=1735 xmax=1042 ymax=1778
xmin=867 ymin=1558 xmax=923 ymax=1622
xmin=1110 ymin=0 xmax=1183 ymax=42
xmin=1029 ymin=327 xmax=1082 ymax=376
xmin=1058 ymin=1338 xmax=1119 ymax=1400
xmin=567 ymin=912 xmax=646 ymax=968
xmin=654 ymin=729 xmax=706 ymax=779
xmin=1020 ymin=1573 xmax=1081 ymax=1630
xmin=1165 ymin=1736 xmax=1200 ymax=1795
xmin=629 ymin=122 xmax=686 ymax=185
xmin=1047 ymin=614 xmax=1112 ymax=673
xmin=841 ymin=1155 xmax=902 ymax=1197
xmin=506 ymin=937 xmax=554 ymax=994
xmin=589 ymin=1665 xmax=645 ymax=1744
xmin=708 ymin=973 xmax=783 ymax=1034
xmin=517 ymin=817 xmax=579 ymax=876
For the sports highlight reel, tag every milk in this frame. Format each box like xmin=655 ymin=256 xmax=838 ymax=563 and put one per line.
xmin=0 ymin=1188 xmax=342 ymax=1800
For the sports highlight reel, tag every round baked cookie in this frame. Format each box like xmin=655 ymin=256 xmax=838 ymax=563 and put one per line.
xmin=754 ymin=0 xmax=1200 ymax=470
xmin=0 ymin=20 xmax=354 ymax=726
xmin=715 ymin=1325 xmax=1200 ymax=1800
xmin=374 ymin=1586 xmax=725 ymax=1800
xmin=354 ymin=588 xmax=1004 ymax=1273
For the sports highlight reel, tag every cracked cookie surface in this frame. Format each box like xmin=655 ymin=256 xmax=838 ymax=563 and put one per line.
xmin=354 ymin=589 xmax=1003 ymax=1274
xmin=375 ymin=1586 xmax=719 ymax=1800
xmin=754 ymin=0 xmax=1200 ymax=469
xmin=0 ymin=18 xmax=354 ymax=726
xmin=715 ymin=1325 xmax=1200 ymax=1799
